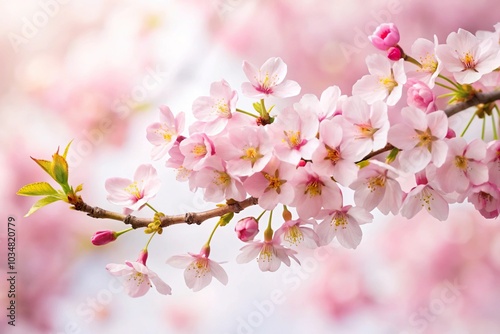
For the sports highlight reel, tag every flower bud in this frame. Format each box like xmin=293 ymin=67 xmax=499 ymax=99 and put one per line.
xmin=91 ymin=230 xmax=117 ymax=246
xmin=387 ymin=46 xmax=403 ymax=61
xmin=407 ymin=79 xmax=437 ymax=113
xmin=369 ymin=23 xmax=400 ymax=51
xmin=235 ymin=217 xmax=259 ymax=242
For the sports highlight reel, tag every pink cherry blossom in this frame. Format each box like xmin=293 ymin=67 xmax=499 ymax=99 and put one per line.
xmin=235 ymin=217 xmax=260 ymax=242
xmin=274 ymin=218 xmax=319 ymax=248
xmin=436 ymin=28 xmax=500 ymax=84
xmin=467 ymin=183 xmax=500 ymax=219
xmin=341 ymin=96 xmax=390 ymax=157
xmin=352 ymin=54 xmax=407 ymax=106
xmin=214 ymin=125 xmax=273 ymax=177
xmin=193 ymin=157 xmax=246 ymax=202
xmin=268 ymin=106 xmax=319 ymax=165
xmin=350 ymin=162 xmax=403 ymax=215
xmin=192 ymin=80 xmax=238 ymax=135
xmin=166 ymin=245 xmax=228 ymax=292
xmin=369 ymin=23 xmax=400 ymax=51
xmin=408 ymin=37 xmax=442 ymax=88
xmin=105 ymin=164 xmax=161 ymax=211
xmin=315 ymin=205 xmax=373 ymax=249
xmin=290 ymin=162 xmax=343 ymax=219
xmin=400 ymin=171 xmax=449 ymax=220
xmin=146 ymin=106 xmax=185 ymax=160
xmin=311 ymin=117 xmax=362 ymax=187
xmin=236 ymin=236 xmax=299 ymax=272
xmin=436 ymin=138 xmax=489 ymax=193
xmin=388 ymin=106 xmax=448 ymax=173
xmin=485 ymin=140 xmax=500 ymax=188
xmin=241 ymin=57 xmax=301 ymax=98
xmin=106 ymin=250 xmax=172 ymax=298
xmin=406 ymin=79 xmax=437 ymax=113
xmin=179 ymin=133 xmax=215 ymax=171
xmin=294 ymin=85 xmax=342 ymax=122
xmin=243 ymin=157 xmax=296 ymax=210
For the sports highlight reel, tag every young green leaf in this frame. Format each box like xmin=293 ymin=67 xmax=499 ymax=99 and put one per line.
xmin=17 ymin=182 xmax=59 ymax=197
xmin=24 ymin=196 xmax=61 ymax=217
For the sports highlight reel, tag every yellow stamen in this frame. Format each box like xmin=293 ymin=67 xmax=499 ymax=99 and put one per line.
xmin=264 ymin=170 xmax=286 ymax=194
xmin=241 ymin=147 xmax=263 ymax=167
xmin=454 ymin=156 xmax=468 ymax=170
xmin=192 ymin=144 xmax=207 ymax=157
xmin=305 ymin=179 xmax=323 ymax=197
xmin=284 ymin=225 xmax=304 ymax=246
xmin=367 ymin=175 xmax=386 ymax=192
xmin=125 ymin=182 xmax=142 ymax=199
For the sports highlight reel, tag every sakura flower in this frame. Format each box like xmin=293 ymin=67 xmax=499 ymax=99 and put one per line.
xmin=106 ymin=250 xmax=172 ymax=298
xmin=146 ymin=106 xmax=185 ymax=160
xmin=194 ymin=157 xmax=246 ymax=202
xmin=214 ymin=125 xmax=273 ymax=177
xmin=468 ymin=183 xmax=500 ymax=219
xmin=406 ymin=79 xmax=437 ymax=113
xmin=294 ymin=85 xmax=342 ymax=122
xmin=241 ymin=57 xmax=300 ymax=98
xmin=388 ymin=106 xmax=448 ymax=173
xmin=166 ymin=245 xmax=228 ymax=292
xmin=192 ymin=80 xmax=238 ymax=135
xmin=436 ymin=138 xmax=489 ymax=193
xmin=311 ymin=117 xmax=362 ymax=187
xmin=408 ymin=37 xmax=442 ymax=88
xmin=436 ymin=28 xmax=500 ymax=84
xmin=235 ymin=217 xmax=260 ymax=242
xmin=341 ymin=96 xmax=390 ymax=157
xmin=400 ymin=171 xmax=449 ymax=220
xmin=315 ymin=205 xmax=373 ymax=249
xmin=350 ymin=162 xmax=403 ymax=215
xmin=352 ymin=54 xmax=406 ymax=106
xmin=179 ymin=133 xmax=215 ymax=171
xmin=244 ymin=157 xmax=296 ymax=210
xmin=275 ymin=218 xmax=319 ymax=248
xmin=268 ymin=106 xmax=319 ymax=165
xmin=105 ymin=164 xmax=161 ymax=211
xmin=485 ymin=140 xmax=500 ymax=188
xmin=369 ymin=23 xmax=400 ymax=51
xmin=290 ymin=162 xmax=343 ymax=219
xmin=236 ymin=235 xmax=299 ymax=272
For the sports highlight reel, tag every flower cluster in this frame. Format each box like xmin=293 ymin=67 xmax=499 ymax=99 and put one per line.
xmin=19 ymin=23 xmax=500 ymax=297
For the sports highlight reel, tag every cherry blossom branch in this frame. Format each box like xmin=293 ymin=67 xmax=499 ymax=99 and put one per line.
xmin=73 ymin=196 xmax=259 ymax=229
xmin=444 ymin=89 xmax=500 ymax=117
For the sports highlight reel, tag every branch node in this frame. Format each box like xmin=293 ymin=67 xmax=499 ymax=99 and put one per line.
xmin=185 ymin=212 xmax=197 ymax=225
xmin=124 ymin=215 xmax=134 ymax=227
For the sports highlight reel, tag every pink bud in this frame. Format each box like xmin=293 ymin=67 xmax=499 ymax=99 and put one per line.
xmin=387 ymin=46 xmax=403 ymax=61
xmin=235 ymin=217 xmax=259 ymax=242
xmin=407 ymin=79 xmax=437 ymax=113
xmin=369 ymin=23 xmax=400 ymax=51
xmin=446 ymin=128 xmax=456 ymax=139
xmin=136 ymin=250 xmax=148 ymax=265
xmin=91 ymin=230 xmax=117 ymax=246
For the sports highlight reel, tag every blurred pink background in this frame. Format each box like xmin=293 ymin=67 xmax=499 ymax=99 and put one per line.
xmin=1 ymin=0 xmax=499 ymax=333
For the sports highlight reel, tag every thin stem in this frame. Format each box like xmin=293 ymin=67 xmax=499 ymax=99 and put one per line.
xmin=492 ymin=112 xmax=498 ymax=140
xmin=435 ymin=82 xmax=458 ymax=92
xmin=260 ymin=99 xmax=267 ymax=117
xmin=461 ymin=112 xmax=476 ymax=137
xmin=236 ymin=108 xmax=259 ymax=118
xmin=482 ymin=116 xmax=486 ymax=140
xmin=267 ymin=209 xmax=273 ymax=231
xmin=144 ymin=231 xmax=157 ymax=250
xmin=437 ymin=93 xmax=457 ymax=99
xmin=404 ymin=55 xmax=421 ymax=67
xmin=146 ymin=203 xmax=158 ymax=213
xmin=116 ymin=227 xmax=133 ymax=237
xmin=256 ymin=210 xmax=266 ymax=222
xmin=206 ymin=221 xmax=221 ymax=246
xmin=438 ymin=74 xmax=461 ymax=90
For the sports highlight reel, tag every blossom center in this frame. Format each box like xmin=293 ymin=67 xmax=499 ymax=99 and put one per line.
xmin=416 ymin=128 xmax=435 ymax=150
xmin=283 ymin=130 xmax=304 ymax=149
xmin=188 ymin=259 xmax=209 ymax=278
xmin=214 ymin=171 xmax=231 ymax=186
xmin=258 ymin=243 xmax=274 ymax=263
xmin=460 ymin=52 xmax=477 ymax=70
xmin=325 ymin=145 xmax=341 ymax=164
xmin=284 ymin=225 xmax=304 ymax=245
xmin=264 ymin=170 xmax=286 ymax=194
xmin=213 ymin=98 xmax=231 ymax=118
xmin=129 ymin=271 xmax=151 ymax=288
xmin=419 ymin=53 xmax=438 ymax=73
xmin=125 ymin=182 xmax=142 ymax=199
xmin=379 ymin=70 xmax=398 ymax=93
xmin=156 ymin=127 xmax=175 ymax=143
xmin=357 ymin=123 xmax=377 ymax=138
xmin=367 ymin=175 xmax=386 ymax=192
xmin=454 ymin=156 xmax=468 ymax=170
xmin=332 ymin=213 xmax=348 ymax=230
xmin=305 ymin=179 xmax=323 ymax=197
xmin=241 ymin=147 xmax=263 ymax=166
xmin=192 ymin=144 xmax=207 ymax=157
xmin=419 ymin=187 xmax=434 ymax=211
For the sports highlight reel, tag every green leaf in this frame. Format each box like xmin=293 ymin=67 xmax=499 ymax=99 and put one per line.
xmin=24 ymin=196 xmax=61 ymax=217
xmin=51 ymin=153 xmax=69 ymax=186
xmin=252 ymin=102 xmax=263 ymax=115
xmin=31 ymin=157 xmax=54 ymax=178
xmin=17 ymin=182 xmax=58 ymax=196
xmin=62 ymin=140 xmax=73 ymax=159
